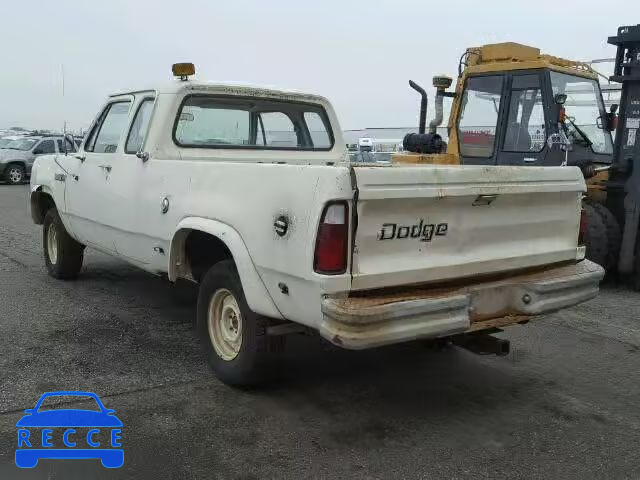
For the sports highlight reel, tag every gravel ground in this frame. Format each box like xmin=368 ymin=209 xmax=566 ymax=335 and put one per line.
xmin=0 ymin=184 xmax=639 ymax=479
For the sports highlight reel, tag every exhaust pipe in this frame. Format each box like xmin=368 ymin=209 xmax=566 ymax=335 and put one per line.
xmin=452 ymin=333 xmax=510 ymax=356
xmin=409 ymin=80 xmax=427 ymax=134
xmin=429 ymin=75 xmax=454 ymax=134
xmin=429 ymin=93 xmax=444 ymax=134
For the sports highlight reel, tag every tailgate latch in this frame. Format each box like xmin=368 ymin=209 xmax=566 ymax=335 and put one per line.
xmin=472 ymin=194 xmax=498 ymax=206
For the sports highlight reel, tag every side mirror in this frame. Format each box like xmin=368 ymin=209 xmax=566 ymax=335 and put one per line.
xmin=554 ymin=93 xmax=567 ymax=105
xmin=32 ymin=149 xmax=43 ymax=155
xmin=104 ymin=408 xmax=115 ymax=415
xmin=136 ymin=151 xmax=149 ymax=162
xmin=23 ymin=409 xmax=34 ymax=414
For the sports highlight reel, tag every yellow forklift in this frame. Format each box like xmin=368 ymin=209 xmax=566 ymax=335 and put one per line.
xmin=395 ymin=27 xmax=640 ymax=286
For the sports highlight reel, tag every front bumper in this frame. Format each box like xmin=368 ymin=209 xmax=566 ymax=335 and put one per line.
xmin=320 ymin=260 xmax=604 ymax=349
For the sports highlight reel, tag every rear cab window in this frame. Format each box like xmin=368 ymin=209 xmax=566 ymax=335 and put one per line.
xmin=173 ymin=95 xmax=334 ymax=151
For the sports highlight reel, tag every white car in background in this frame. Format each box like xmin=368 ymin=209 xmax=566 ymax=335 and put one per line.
xmin=0 ymin=135 xmax=76 ymax=185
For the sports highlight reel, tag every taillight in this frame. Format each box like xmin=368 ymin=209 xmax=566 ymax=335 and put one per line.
xmin=314 ymin=202 xmax=349 ymax=274
xmin=579 ymin=208 xmax=588 ymax=245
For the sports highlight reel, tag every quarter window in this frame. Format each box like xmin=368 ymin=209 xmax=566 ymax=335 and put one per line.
xmin=458 ymin=75 xmax=504 ymax=158
xmin=126 ymin=99 xmax=154 ymax=154
xmin=304 ymin=111 xmax=332 ymax=149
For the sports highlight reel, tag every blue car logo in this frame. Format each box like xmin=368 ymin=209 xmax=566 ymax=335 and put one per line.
xmin=15 ymin=391 xmax=123 ymax=468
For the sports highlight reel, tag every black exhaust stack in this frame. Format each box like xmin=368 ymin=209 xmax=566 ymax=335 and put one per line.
xmin=403 ymin=80 xmax=445 ymax=155
xmin=409 ymin=80 xmax=427 ymax=134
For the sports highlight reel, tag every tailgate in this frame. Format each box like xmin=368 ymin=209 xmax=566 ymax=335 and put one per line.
xmin=351 ymin=164 xmax=585 ymax=291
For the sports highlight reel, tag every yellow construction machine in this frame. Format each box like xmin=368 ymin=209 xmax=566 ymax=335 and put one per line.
xmin=394 ymin=36 xmax=634 ymax=283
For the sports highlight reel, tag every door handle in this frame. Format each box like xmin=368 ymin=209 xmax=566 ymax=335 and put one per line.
xmin=98 ymin=165 xmax=112 ymax=173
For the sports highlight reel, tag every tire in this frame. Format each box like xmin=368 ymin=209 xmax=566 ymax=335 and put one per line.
xmin=583 ymin=203 xmax=609 ymax=269
xmin=196 ymin=260 xmax=278 ymax=386
xmin=633 ymin=242 xmax=640 ymax=292
xmin=43 ymin=208 xmax=84 ymax=279
xmin=4 ymin=163 xmax=25 ymax=185
xmin=589 ymin=202 xmax=621 ymax=272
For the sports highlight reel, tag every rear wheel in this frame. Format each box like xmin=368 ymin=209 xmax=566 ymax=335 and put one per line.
xmin=43 ymin=208 xmax=84 ymax=279
xmin=583 ymin=203 xmax=609 ymax=269
xmin=5 ymin=163 xmax=25 ymax=185
xmin=634 ymin=243 xmax=640 ymax=291
xmin=589 ymin=202 xmax=621 ymax=272
xmin=196 ymin=260 xmax=280 ymax=386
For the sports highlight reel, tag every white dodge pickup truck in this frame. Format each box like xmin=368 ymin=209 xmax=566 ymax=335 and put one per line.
xmin=30 ymin=64 xmax=603 ymax=385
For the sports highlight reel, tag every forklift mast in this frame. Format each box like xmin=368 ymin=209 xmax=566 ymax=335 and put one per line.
xmin=608 ymin=25 xmax=640 ymax=274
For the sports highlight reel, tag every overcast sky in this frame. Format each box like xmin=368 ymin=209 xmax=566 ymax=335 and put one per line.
xmin=0 ymin=0 xmax=636 ymax=132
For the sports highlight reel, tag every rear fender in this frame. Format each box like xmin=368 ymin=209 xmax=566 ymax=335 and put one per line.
xmin=169 ymin=217 xmax=283 ymax=319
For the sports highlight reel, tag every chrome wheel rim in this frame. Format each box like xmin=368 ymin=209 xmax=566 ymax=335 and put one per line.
xmin=8 ymin=167 xmax=22 ymax=184
xmin=208 ymin=289 xmax=243 ymax=361
xmin=47 ymin=222 xmax=58 ymax=264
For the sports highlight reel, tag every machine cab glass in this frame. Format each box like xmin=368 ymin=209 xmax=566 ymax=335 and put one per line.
xmin=458 ymin=69 xmax=613 ymax=167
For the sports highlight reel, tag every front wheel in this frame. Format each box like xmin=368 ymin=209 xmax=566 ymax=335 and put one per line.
xmin=5 ymin=163 xmax=25 ymax=185
xmin=43 ymin=208 xmax=84 ymax=279
xmin=196 ymin=260 xmax=279 ymax=386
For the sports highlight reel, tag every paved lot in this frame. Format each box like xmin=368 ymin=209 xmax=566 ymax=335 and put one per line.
xmin=0 ymin=184 xmax=640 ymax=479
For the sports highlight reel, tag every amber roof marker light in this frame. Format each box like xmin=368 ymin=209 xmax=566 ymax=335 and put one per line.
xmin=172 ymin=63 xmax=195 ymax=81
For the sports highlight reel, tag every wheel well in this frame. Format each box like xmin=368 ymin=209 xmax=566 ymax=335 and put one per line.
xmin=6 ymin=160 xmax=26 ymax=169
xmin=30 ymin=190 xmax=56 ymax=225
xmin=181 ymin=230 xmax=233 ymax=283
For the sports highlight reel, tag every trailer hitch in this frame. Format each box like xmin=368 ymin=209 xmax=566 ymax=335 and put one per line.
xmin=452 ymin=333 xmax=510 ymax=356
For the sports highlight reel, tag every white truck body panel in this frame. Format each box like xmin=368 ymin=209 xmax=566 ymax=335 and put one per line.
xmin=30 ymin=79 xmax=603 ymax=350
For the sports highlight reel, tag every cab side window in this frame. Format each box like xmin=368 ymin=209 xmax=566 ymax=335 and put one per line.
xmin=85 ymin=101 xmax=132 ymax=153
xmin=503 ymin=75 xmax=545 ymax=152
xmin=125 ymin=99 xmax=154 ymax=154
xmin=34 ymin=140 xmax=56 ymax=155
xmin=458 ymin=75 xmax=504 ymax=158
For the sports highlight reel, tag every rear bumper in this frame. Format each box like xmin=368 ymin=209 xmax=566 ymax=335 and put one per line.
xmin=319 ymin=260 xmax=604 ymax=349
